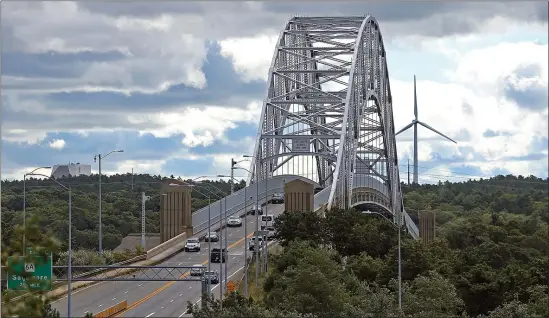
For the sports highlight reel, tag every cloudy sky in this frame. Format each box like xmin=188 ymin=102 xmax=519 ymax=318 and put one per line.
xmin=1 ymin=1 xmax=548 ymax=184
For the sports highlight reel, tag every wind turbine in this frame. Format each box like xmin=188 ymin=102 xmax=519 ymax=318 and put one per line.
xmin=395 ymin=75 xmax=457 ymax=184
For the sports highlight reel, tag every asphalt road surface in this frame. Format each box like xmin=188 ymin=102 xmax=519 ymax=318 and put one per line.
xmin=52 ymin=202 xmax=284 ymax=317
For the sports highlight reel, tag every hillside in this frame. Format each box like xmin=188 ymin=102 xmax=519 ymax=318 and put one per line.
xmin=188 ymin=174 xmax=548 ymax=318
xmin=1 ymin=173 xmax=242 ymax=253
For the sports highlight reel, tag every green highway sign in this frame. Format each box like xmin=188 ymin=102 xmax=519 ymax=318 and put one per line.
xmin=7 ymin=251 xmax=53 ymax=291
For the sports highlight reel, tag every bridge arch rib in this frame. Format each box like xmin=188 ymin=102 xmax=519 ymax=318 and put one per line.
xmin=248 ymin=15 xmax=405 ymax=223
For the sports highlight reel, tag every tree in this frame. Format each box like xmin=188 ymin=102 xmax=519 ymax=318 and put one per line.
xmin=1 ymin=215 xmax=62 ymax=318
xmin=272 ymin=210 xmax=326 ymax=247
xmin=187 ymin=292 xmax=298 ymax=318
xmin=400 ymin=271 xmax=465 ymax=318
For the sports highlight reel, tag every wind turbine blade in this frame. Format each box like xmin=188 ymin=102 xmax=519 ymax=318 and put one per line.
xmin=417 ymin=121 xmax=457 ymax=143
xmin=395 ymin=122 xmax=414 ymax=136
xmin=414 ymin=75 xmax=418 ymax=120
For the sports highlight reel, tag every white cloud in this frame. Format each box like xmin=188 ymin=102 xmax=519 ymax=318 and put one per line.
xmin=3 ymin=4 xmax=548 ymax=182
xmin=128 ymin=101 xmax=262 ymax=147
xmin=3 ymin=2 xmax=208 ymax=95
xmin=219 ymin=35 xmax=278 ymax=82
xmin=49 ymin=139 xmax=66 ymax=150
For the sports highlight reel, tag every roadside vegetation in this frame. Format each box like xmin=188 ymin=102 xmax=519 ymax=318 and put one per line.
xmin=188 ymin=174 xmax=548 ymax=318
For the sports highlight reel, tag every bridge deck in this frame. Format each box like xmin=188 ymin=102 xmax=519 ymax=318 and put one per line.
xmin=191 ymin=175 xmax=419 ymax=239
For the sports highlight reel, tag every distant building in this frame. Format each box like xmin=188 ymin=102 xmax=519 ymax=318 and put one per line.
xmin=50 ymin=162 xmax=92 ymax=179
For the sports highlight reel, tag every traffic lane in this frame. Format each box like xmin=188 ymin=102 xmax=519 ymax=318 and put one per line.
xmin=120 ymin=204 xmax=284 ymax=318
xmin=58 ymin=203 xmax=283 ymax=316
xmin=124 ymin=245 xmax=247 ymax=317
xmin=52 ymin=246 xmax=213 ymax=316
xmin=116 ymin=215 xmax=257 ymax=318
xmin=51 ymin=251 xmax=212 ymax=316
xmin=52 ymin=273 xmax=167 ymax=317
xmin=154 ymin=257 xmax=246 ymax=318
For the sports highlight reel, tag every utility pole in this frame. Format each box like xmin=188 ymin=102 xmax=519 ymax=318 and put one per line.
xmin=141 ymin=192 xmax=150 ymax=250
xmin=230 ymin=158 xmax=236 ymax=194
xmin=94 ymin=149 xmax=124 ymax=258
xmin=96 ymin=154 xmax=103 ymax=256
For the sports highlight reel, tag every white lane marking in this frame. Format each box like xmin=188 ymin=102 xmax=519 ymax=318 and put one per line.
xmin=145 ymin=313 xmax=155 ymax=318
xmin=51 ymin=281 xmax=108 ymax=303
xmin=188 ymin=257 xmax=192 ymax=260
xmin=125 ymin=291 xmax=128 ymax=294
xmin=112 ymin=297 xmax=116 ymax=301
xmin=180 ymin=294 xmax=183 ymax=296
xmin=170 ymin=299 xmax=174 ymax=303
xmin=98 ymin=304 xmax=103 ymax=308
xmin=180 ymin=265 xmax=245 ymax=316
xmin=161 ymin=307 xmax=164 ymax=309
xmin=189 ymin=286 xmax=192 ymax=289
xmin=178 ymin=263 xmax=182 ymax=265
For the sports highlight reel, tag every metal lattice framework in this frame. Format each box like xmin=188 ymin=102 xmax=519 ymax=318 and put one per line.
xmin=249 ymin=15 xmax=404 ymax=216
xmin=52 ymin=265 xmax=204 ymax=281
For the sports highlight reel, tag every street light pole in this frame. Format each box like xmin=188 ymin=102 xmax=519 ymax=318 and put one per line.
xmin=224 ymin=197 xmax=228 ymax=294
xmin=98 ymin=154 xmax=102 ymax=256
xmin=397 ymin=208 xmax=402 ymax=311
xmin=219 ymin=198 xmax=223 ymax=309
xmin=27 ymin=173 xmax=71 ymax=317
xmin=68 ymin=186 xmax=73 ymax=318
xmin=23 ymin=166 xmax=51 ymax=255
xmin=255 ymin=162 xmax=259 ymax=287
xmin=362 ymin=210 xmax=402 ymax=311
xmin=94 ymin=150 xmax=124 ymax=257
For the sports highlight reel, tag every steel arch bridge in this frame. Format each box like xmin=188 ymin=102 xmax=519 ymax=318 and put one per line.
xmin=247 ymin=15 xmax=408 ymax=227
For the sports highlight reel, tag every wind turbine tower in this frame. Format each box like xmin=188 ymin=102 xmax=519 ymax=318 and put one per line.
xmin=395 ymin=75 xmax=457 ymax=184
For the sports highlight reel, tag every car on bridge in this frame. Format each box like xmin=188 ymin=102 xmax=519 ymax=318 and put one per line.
xmin=210 ymin=248 xmax=228 ymax=263
xmin=271 ymin=192 xmax=284 ymax=204
xmin=227 ymin=215 xmax=242 ymax=227
xmin=204 ymin=270 xmax=219 ymax=284
xmin=249 ymin=236 xmax=265 ymax=250
xmin=204 ymin=232 xmax=219 ymax=242
xmin=260 ymin=225 xmax=276 ymax=240
xmin=184 ymin=238 xmax=201 ymax=252
xmin=190 ymin=264 xmax=204 ymax=276
xmin=250 ymin=204 xmax=263 ymax=215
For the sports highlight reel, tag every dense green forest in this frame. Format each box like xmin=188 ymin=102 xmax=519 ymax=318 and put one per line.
xmin=1 ymin=173 xmax=241 ymax=261
xmin=188 ymin=174 xmax=548 ymax=318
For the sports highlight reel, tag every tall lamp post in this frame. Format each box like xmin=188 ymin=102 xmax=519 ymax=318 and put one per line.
xmin=362 ymin=210 xmax=402 ymax=311
xmin=218 ymin=166 xmax=253 ymax=297
xmin=242 ymin=154 xmax=261 ymax=286
xmin=23 ymin=166 xmax=51 ymax=255
xmin=94 ymin=149 xmax=124 ymax=257
xmin=28 ymin=173 xmax=72 ymax=317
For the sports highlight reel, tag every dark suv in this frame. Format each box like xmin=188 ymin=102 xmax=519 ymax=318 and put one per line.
xmin=210 ymin=248 xmax=228 ymax=263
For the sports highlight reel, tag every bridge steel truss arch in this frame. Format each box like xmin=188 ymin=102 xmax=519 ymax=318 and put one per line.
xmin=249 ymin=16 xmax=404 ymax=218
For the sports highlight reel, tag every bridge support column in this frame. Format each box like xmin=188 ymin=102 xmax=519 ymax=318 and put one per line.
xmin=284 ymin=179 xmax=314 ymax=213
xmin=160 ymin=181 xmax=192 ymax=243
xmin=419 ymin=211 xmax=435 ymax=245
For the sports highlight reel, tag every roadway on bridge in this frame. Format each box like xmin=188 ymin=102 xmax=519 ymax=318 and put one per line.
xmin=51 ymin=203 xmax=285 ymax=317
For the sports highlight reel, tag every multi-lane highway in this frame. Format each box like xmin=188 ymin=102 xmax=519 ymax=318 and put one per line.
xmin=52 ymin=203 xmax=284 ymax=317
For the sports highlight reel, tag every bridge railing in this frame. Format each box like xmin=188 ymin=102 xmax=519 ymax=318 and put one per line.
xmin=191 ymin=175 xmax=321 ymax=233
